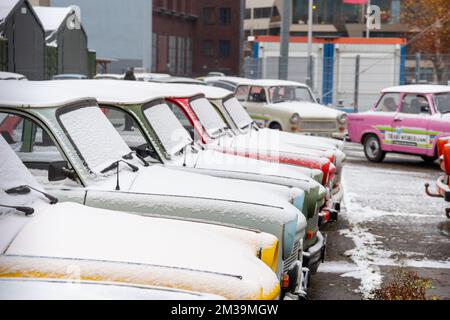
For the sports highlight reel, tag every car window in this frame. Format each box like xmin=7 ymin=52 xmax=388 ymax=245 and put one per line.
xmin=401 ymin=94 xmax=431 ymax=115
xmin=0 ymin=112 xmax=80 ymax=188
xmin=165 ymin=101 xmax=200 ymax=142
xmin=143 ymin=103 xmax=192 ymax=156
xmin=248 ymin=86 xmax=267 ymax=103
xmin=212 ymin=81 xmax=236 ymax=92
xmin=434 ymin=92 xmax=450 ymax=114
xmin=375 ymin=93 xmax=400 ymax=112
xmin=102 ymin=107 xmax=148 ymax=149
xmin=235 ymin=86 xmax=250 ymax=102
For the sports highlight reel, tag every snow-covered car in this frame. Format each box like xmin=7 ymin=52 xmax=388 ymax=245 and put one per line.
xmin=0 ymin=81 xmax=308 ymax=299
xmin=47 ymin=79 xmax=329 ymax=274
xmin=177 ymin=84 xmax=346 ymax=209
xmin=426 ymin=137 xmax=450 ymax=218
xmin=94 ymin=74 xmax=125 ymax=80
xmin=0 ymin=136 xmax=280 ymax=300
xmin=52 ymin=74 xmax=88 ymax=80
xmin=348 ymin=85 xmax=450 ymax=163
xmin=206 ymin=77 xmax=347 ymax=139
xmin=0 ymin=279 xmax=225 ymax=300
xmin=123 ymin=81 xmax=343 ymax=214
xmin=0 ymin=71 xmax=27 ymax=81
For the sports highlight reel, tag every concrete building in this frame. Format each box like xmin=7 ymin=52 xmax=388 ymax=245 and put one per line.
xmin=0 ymin=0 xmax=45 ymax=79
xmin=51 ymin=0 xmax=152 ymax=74
xmin=244 ymin=0 xmax=409 ymax=38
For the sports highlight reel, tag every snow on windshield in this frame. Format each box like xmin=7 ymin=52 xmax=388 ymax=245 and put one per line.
xmin=59 ymin=106 xmax=131 ymax=173
xmin=143 ymin=103 xmax=192 ymax=156
xmin=223 ymin=97 xmax=253 ymax=130
xmin=190 ymin=98 xmax=227 ymax=137
xmin=0 ymin=136 xmax=42 ymax=210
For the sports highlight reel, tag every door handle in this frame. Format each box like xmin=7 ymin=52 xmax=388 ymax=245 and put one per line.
xmin=394 ymin=117 xmax=403 ymax=122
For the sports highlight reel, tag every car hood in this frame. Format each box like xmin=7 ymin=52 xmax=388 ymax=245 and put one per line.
xmin=128 ymin=164 xmax=294 ymax=210
xmin=2 ymin=202 xmax=279 ymax=299
xmin=268 ymin=101 xmax=342 ymax=119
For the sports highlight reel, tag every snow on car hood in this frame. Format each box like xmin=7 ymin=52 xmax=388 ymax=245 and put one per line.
xmin=3 ymin=202 xmax=279 ymax=299
xmin=268 ymin=101 xmax=342 ymax=119
xmin=128 ymin=164 xmax=295 ymax=212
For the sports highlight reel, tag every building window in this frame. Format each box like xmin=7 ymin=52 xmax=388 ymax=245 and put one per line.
xmin=202 ymin=40 xmax=214 ymax=57
xmin=245 ymin=8 xmax=252 ymax=19
xmin=177 ymin=37 xmax=186 ymax=75
xmin=186 ymin=38 xmax=192 ymax=75
xmin=219 ymin=40 xmax=231 ymax=58
xmin=253 ymin=7 xmax=272 ymax=19
xmin=203 ymin=7 xmax=215 ymax=25
xmin=152 ymin=33 xmax=157 ymax=72
xmin=219 ymin=8 xmax=231 ymax=25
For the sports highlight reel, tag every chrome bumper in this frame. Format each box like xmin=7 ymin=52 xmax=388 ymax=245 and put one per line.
xmin=303 ymin=231 xmax=326 ymax=274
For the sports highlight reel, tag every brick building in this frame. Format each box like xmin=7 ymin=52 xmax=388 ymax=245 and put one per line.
xmin=153 ymin=0 xmax=241 ymax=76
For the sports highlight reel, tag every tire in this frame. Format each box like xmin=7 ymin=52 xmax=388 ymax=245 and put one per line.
xmin=364 ymin=135 xmax=386 ymax=163
xmin=421 ymin=155 xmax=438 ymax=163
xmin=269 ymin=122 xmax=282 ymax=131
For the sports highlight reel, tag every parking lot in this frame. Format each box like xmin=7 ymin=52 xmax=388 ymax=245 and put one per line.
xmin=309 ymin=142 xmax=450 ymax=300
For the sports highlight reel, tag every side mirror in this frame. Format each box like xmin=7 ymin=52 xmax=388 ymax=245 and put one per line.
xmin=136 ymin=144 xmax=158 ymax=160
xmin=316 ymin=98 xmax=321 ymax=104
xmin=48 ymin=161 xmax=71 ymax=182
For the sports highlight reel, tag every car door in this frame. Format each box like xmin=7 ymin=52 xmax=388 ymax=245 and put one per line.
xmin=245 ymin=86 xmax=269 ymax=128
xmin=370 ymin=93 xmax=402 ymax=152
xmin=391 ymin=94 xmax=433 ymax=156
xmin=0 ymin=111 xmax=87 ymax=204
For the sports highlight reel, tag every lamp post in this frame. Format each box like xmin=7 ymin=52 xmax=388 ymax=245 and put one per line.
xmin=306 ymin=0 xmax=313 ymax=88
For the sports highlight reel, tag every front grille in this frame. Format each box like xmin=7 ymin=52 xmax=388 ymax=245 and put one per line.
xmin=283 ymin=239 xmax=301 ymax=273
xmin=300 ymin=120 xmax=337 ymax=131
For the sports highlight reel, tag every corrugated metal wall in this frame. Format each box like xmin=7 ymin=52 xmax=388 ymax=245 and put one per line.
xmin=45 ymin=45 xmax=58 ymax=80
xmin=0 ymin=39 xmax=8 ymax=72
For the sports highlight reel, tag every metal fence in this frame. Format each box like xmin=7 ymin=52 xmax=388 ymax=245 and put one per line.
xmin=243 ymin=53 xmax=450 ymax=112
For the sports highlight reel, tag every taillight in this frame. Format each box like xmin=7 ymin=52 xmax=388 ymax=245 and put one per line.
xmin=443 ymin=144 xmax=450 ymax=176
xmin=438 ymin=138 xmax=450 ymax=158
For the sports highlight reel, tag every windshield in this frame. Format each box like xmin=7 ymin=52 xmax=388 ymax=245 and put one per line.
xmin=434 ymin=92 xmax=450 ymax=114
xmin=189 ymin=97 xmax=228 ymax=138
xmin=143 ymin=103 xmax=192 ymax=156
xmin=58 ymin=106 xmax=131 ymax=173
xmin=0 ymin=135 xmax=43 ymax=211
xmin=223 ymin=97 xmax=253 ymax=130
xmin=269 ymin=86 xmax=315 ymax=103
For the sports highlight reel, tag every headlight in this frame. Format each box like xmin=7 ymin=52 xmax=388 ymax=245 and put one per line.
xmin=337 ymin=113 xmax=347 ymax=125
xmin=283 ymin=219 xmax=298 ymax=259
xmin=290 ymin=113 xmax=300 ymax=124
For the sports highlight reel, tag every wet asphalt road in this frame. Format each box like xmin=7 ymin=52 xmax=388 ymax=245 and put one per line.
xmin=308 ymin=142 xmax=450 ymax=300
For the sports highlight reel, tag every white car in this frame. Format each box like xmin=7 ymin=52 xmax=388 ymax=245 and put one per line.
xmin=0 ymin=81 xmax=307 ymax=299
xmin=0 ymin=71 xmax=27 ymax=81
xmin=207 ymin=77 xmax=347 ymax=139
xmin=0 ymin=135 xmax=280 ymax=300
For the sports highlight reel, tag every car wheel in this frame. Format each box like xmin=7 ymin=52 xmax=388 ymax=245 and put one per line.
xmin=421 ymin=155 xmax=438 ymax=163
xmin=364 ymin=135 xmax=386 ymax=163
xmin=269 ymin=122 xmax=282 ymax=131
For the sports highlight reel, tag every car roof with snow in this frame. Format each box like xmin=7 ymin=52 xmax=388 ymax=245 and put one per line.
xmin=0 ymin=80 xmax=95 ymax=108
xmin=382 ymin=85 xmax=450 ymax=94
xmin=47 ymin=80 xmax=204 ymax=105
xmin=253 ymin=79 xmax=309 ymax=88
xmin=178 ymin=84 xmax=233 ymax=99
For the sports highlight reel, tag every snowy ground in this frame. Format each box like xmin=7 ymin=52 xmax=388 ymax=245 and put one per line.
xmin=309 ymin=142 xmax=450 ymax=300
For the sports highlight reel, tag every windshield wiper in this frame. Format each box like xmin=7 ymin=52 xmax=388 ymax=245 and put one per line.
xmin=101 ymin=160 xmax=139 ymax=191
xmin=5 ymin=185 xmax=58 ymax=204
xmin=0 ymin=204 xmax=34 ymax=216
xmin=122 ymin=152 xmax=149 ymax=167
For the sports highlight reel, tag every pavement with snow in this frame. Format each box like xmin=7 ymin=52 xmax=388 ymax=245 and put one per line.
xmin=309 ymin=142 xmax=450 ymax=300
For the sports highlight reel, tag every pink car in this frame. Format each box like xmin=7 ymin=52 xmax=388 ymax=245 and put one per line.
xmin=348 ymin=85 xmax=450 ymax=163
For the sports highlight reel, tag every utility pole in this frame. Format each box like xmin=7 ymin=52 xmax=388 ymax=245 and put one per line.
xmin=366 ymin=0 xmax=371 ymax=38
xmin=279 ymin=0 xmax=291 ymax=80
xmin=306 ymin=0 xmax=313 ymax=88
xmin=239 ymin=0 xmax=245 ymax=76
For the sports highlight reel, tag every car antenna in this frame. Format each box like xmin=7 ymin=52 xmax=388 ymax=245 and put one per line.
xmin=183 ymin=145 xmax=188 ymax=167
